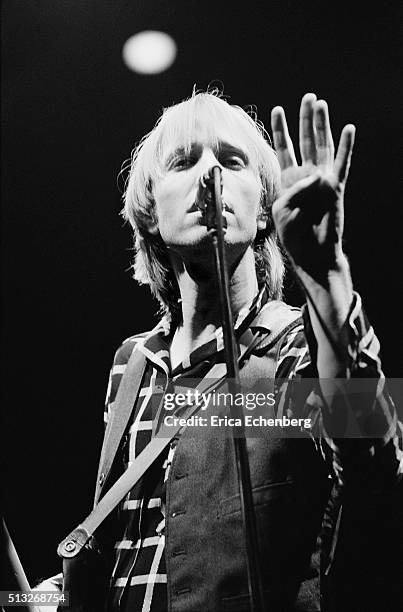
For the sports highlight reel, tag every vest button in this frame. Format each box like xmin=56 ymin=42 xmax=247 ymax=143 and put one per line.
xmin=174 ymin=472 xmax=188 ymax=480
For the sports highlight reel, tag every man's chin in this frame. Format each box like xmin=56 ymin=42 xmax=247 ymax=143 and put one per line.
xmin=167 ymin=236 xmax=213 ymax=259
xmin=166 ymin=232 xmax=251 ymax=266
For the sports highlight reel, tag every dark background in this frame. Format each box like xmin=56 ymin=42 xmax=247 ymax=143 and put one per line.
xmin=2 ymin=0 xmax=402 ymax=584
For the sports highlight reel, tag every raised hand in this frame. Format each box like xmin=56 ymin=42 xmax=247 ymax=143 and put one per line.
xmin=270 ymin=93 xmax=355 ymax=281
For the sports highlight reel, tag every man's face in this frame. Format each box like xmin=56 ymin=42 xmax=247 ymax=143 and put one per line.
xmin=152 ymin=128 xmax=263 ymax=259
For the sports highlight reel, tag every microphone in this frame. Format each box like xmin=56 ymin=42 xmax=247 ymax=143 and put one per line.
xmin=195 ymin=166 xmax=219 ymax=213
xmin=195 ymin=166 xmax=228 ymax=231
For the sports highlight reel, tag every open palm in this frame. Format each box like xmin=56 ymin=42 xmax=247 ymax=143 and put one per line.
xmin=270 ymin=93 xmax=355 ymax=277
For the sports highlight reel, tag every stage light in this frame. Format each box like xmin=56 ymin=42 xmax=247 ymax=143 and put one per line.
xmin=122 ymin=31 xmax=177 ymax=75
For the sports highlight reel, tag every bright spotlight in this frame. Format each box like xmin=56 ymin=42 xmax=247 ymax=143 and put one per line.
xmin=122 ymin=31 xmax=177 ymax=75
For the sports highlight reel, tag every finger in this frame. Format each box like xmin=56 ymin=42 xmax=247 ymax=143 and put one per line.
xmin=299 ymin=92 xmax=317 ymax=164
xmin=271 ymin=106 xmax=298 ymax=170
xmin=314 ymin=100 xmax=334 ymax=168
xmin=334 ymin=124 xmax=356 ymax=183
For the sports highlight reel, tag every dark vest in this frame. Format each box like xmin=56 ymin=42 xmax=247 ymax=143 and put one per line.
xmin=163 ymin=360 xmax=330 ymax=611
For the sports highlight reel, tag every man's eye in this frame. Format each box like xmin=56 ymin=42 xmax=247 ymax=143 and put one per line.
xmin=223 ymin=156 xmax=246 ymax=169
xmin=170 ymin=156 xmax=195 ymax=170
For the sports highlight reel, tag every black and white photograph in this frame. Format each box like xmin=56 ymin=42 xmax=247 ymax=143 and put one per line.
xmin=2 ymin=2 xmax=403 ymax=611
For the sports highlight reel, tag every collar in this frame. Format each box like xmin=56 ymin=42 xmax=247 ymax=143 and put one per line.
xmin=136 ymin=285 xmax=268 ymax=374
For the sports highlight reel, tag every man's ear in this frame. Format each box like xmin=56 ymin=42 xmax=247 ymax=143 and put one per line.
xmin=143 ymin=198 xmax=160 ymax=235
xmin=143 ymin=181 xmax=160 ymax=235
xmin=256 ymin=210 xmax=268 ymax=232
xmin=143 ymin=215 xmax=160 ymax=236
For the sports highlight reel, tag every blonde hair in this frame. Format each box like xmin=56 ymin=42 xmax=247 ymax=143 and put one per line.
xmin=122 ymin=91 xmax=285 ymax=323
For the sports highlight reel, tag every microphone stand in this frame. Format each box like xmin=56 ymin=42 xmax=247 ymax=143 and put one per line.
xmin=204 ymin=167 xmax=265 ymax=612
xmin=1 ymin=518 xmax=36 ymax=612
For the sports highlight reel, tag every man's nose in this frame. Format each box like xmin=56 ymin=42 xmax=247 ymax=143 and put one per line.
xmin=198 ymin=150 xmax=223 ymax=186
xmin=199 ymin=149 xmax=223 ymax=173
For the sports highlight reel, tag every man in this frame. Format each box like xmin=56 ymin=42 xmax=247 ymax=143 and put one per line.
xmin=41 ymin=91 xmax=402 ymax=611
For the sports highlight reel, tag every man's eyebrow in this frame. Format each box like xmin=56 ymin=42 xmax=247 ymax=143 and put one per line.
xmin=164 ymin=143 xmax=198 ymax=165
xmin=217 ymin=141 xmax=249 ymax=163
